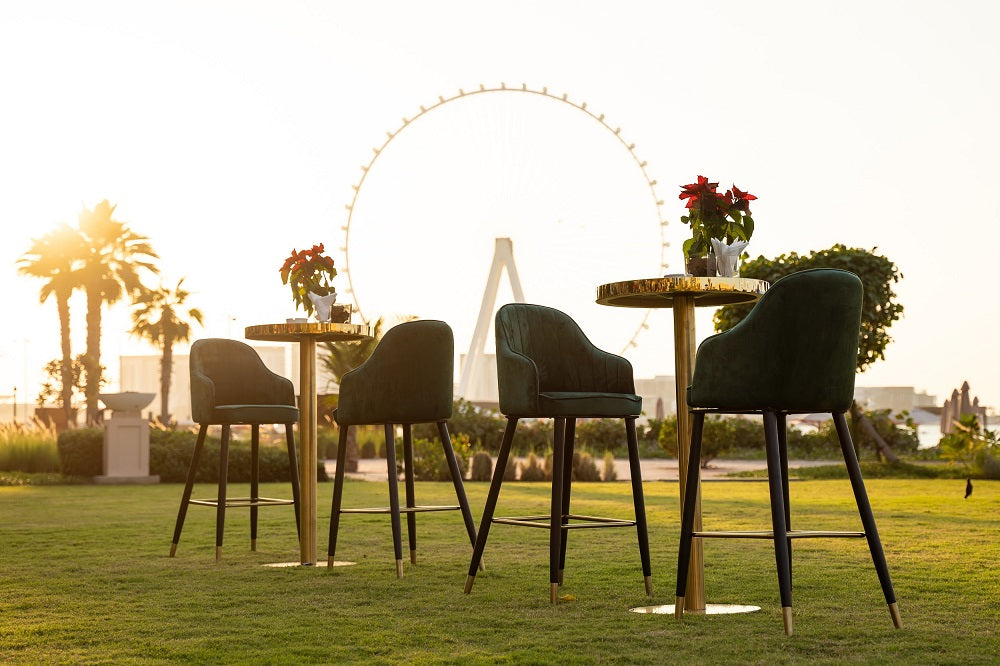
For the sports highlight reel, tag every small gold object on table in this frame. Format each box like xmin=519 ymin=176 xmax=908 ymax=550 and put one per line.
xmin=245 ymin=321 xmax=371 ymax=566
xmin=597 ymin=276 xmax=768 ymax=615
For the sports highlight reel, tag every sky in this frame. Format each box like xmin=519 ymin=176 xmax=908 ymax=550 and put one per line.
xmin=1 ymin=0 xmax=998 ymax=412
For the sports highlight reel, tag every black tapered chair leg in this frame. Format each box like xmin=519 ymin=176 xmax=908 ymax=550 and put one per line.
xmin=439 ymin=421 xmax=481 ymax=564
xmin=384 ymin=424 xmax=404 ymax=578
xmin=625 ymin=416 xmax=653 ymax=596
xmin=171 ymin=424 xmax=208 ymax=556
xmin=402 ymin=424 xmax=418 ymax=565
xmin=216 ymin=424 xmax=231 ymax=561
xmin=549 ymin=418 xmax=566 ymax=603
xmin=285 ymin=424 xmax=301 ymax=539
xmin=764 ymin=412 xmax=793 ymax=635
xmin=834 ymin=412 xmax=901 ymax=628
xmin=557 ymin=418 xmax=575 ymax=585
xmin=250 ymin=425 xmax=260 ymax=551
xmin=465 ymin=418 xmax=517 ymax=593
xmin=327 ymin=425 xmax=350 ymax=567
xmin=675 ymin=412 xmax=704 ymax=617
xmin=777 ymin=412 xmax=791 ymax=587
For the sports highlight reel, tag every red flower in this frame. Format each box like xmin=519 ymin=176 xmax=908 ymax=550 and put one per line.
xmin=729 ymin=185 xmax=757 ymax=212
xmin=679 ymin=175 xmax=719 ymax=209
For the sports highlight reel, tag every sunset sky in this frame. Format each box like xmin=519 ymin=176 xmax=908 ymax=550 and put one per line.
xmin=2 ymin=1 xmax=998 ymax=411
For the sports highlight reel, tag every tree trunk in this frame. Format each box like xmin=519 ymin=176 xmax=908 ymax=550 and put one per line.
xmin=160 ymin=339 xmax=173 ymax=425
xmin=345 ymin=426 xmax=359 ymax=473
xmin=849 ymin=400 xmax=899 ymax=464
xmin=56 ymin=292 xmax=75 ymax=428
xmin=84 ymin=289 xmax=103 ymax=426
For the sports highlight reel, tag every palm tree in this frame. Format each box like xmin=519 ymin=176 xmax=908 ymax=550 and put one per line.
xmin=17 ymin=223 xmax=87 ymax=426
xmin=320 ymin=317 xmax=384 ymax=471
xmin=129 ymin=278 xmax=203 ymax=424
xmin=77 ymin=200 xmax=159 ymax=425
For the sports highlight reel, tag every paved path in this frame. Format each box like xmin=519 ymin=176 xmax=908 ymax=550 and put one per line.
xmin=327 ymin=456 xmax=838 ymax=482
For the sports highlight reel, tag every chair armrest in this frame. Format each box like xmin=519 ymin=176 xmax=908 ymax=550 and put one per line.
xmin=588 ymin=347 xmax=636 ymax=395
xmin=190 ymin=369 xmax=216 ymax=424
xmin=258 ymin=369 xmax=296 ymax=406
xmin=497 ymin=348 xmax=540 ymax=416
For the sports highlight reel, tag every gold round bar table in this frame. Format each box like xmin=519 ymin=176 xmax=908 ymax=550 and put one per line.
xmin=596 ymin=276 xmax=768 ymax=613
xmin=245 ymin=321 xmax=371 ymax=565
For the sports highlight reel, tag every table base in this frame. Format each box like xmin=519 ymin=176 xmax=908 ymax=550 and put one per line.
xmin=629 ymin=603 xmax=760 ymax=615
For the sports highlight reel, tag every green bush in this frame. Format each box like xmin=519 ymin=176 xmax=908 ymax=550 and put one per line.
xmin=576 ymin=419 xmax=627 ymax=452
xmin=572 ymin=451 xmax=601 ymax=481
xmin=469 ymin=451 xmax=493 ymax=481
xmin=602 ymin=450 xmax=617 ymax=481
xmin=58 ymin=427 xmax=327 ymax=483
xmin=408 ymin=434 xmax=470 ymax=482
xmin=57 ymin=428 xmax=104 ymax=477
xmin=359 ymin=440 xmax=376 ymax=459
xmin=518 ymin=453 xmax=545 ymax=481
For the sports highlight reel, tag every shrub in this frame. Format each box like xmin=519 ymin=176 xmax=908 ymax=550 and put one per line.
xmin=357 ymin=426 xmax=385 ymax=459
xmin=57 ymin=427 xmax=326 ymax=482
xmin=469 ymin=451 xmax=493 ymax=481
xmin=503 ymin=456 xmax=518 ymax=481
xmin=57 ymin=428 xmax=103 ymax=477
xmin=359 ymin=440 xmax=376 ymax=459
xmin=515 ymin=420 xmax=554 ymax=455
xmin=408 ymin=434 xmax=470 ymax=482
xmin=602 ymin=450 xmax=617 ymax=481
xmin=576 ymin=419 xmax=627 ymax=453
xmin=518 ymin=453 xmax=546 ymax=481
xmin=572 ymin=451 xmax=601 ymax=481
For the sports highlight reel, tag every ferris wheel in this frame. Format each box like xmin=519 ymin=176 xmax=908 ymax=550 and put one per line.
xmin=336 ymin=83 xmax=670 ymax=359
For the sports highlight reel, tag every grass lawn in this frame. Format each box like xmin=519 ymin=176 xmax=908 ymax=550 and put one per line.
xmin=1 ymin=477 xmax=997 ymax=664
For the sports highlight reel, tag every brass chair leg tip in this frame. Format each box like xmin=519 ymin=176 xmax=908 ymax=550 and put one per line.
xmin=251 ymin=539 xmax=257 ymax=552
xmin=215 ymin=547 xmax=222 ymax=561
xmin=327 ymin=557 xmax=334 ymax=569
xmin=889 ymin=602 xmax=902 ymax=628
xmin=464 ymin=574 xmax=475 ymax=594
xmin=644 ymin=575 xmax=654 ymax=598
xmin=395 ymin=559 xmax=404 ymax=579
xmin=782 ymin=606 xmax=793 ymax=636
xmin=674 ymin=597 xmax=684 ymax=619
xmin=550 ymin=583 xmax=559 ymax=604
xmin=410 ymin=549 xmax=417 ymax=565
xmin=169 ymin=543 xmax=177 ymax=558
xmin=478 ymin=560 xmax=486 ymax=573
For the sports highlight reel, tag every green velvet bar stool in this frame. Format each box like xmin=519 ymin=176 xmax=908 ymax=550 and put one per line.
xmin=327 ymin=320 xmax=478 ymax=578
xmin=170 ymin=338 xmax=301 ymax=560
xmin=464 ymin=303 xmax=652 ymax=603
xmin=674 ymin=268 xmax=901 ymax=635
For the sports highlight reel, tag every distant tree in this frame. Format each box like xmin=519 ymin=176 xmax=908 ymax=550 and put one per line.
xmin=17 ymin=223 xmax=87 ymax=426
xmin=130 ymin=278 xmax=203 ymax=424
xmin=36 ymin=356 xmax=88 ymax=408
xmin=319 ymin=317 xmax=384 ymax=471
xmin=77 ymin=201 xmax=159 ymax=424
xmin=713 ymin=244 xmax=905 ymax=462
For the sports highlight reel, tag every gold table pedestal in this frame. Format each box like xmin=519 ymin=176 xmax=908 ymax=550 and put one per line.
xmin=246 ymin=321 xmax=371 ymax=566
xmin=597 ymin=276 xmax=768 ymax=614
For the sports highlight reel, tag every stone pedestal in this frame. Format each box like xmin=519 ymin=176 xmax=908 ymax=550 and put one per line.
xmin=95 ymin=413 xmax=159 ymax=485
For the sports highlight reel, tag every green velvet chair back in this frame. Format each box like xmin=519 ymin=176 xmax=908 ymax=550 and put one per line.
xmin=687 ymin=268 xmax=863 ymax=413
xmin=336 ymin=320 xmax=454 ymax=426
xmin=495 ymin=303 xmax=636 ymax=417
xmin=190 ymin=338 xmax=297 ymax=424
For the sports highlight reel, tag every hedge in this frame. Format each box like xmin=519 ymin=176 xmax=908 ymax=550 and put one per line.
xmin=57 ymin=428 xmax=327 ymax=483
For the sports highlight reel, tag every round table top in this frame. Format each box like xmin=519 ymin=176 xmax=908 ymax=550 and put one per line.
xmin=596 ymin=276 xmax=769 ymax=308
xmin=245 ymin=321 xmax=372 ymax=343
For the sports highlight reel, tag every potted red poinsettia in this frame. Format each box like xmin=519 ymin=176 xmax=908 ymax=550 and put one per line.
xmin=279 ymin=243 xmax=339 ymax=319
xmin=679 ymin=175 xmax=756 ymax=276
